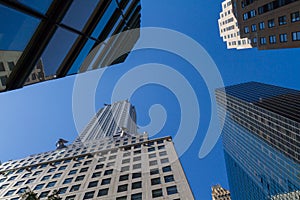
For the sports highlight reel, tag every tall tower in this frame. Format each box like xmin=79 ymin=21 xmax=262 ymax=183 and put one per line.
xmin=0 ymin=100 xmax=194 ymax=199
xmin=76 ymin=100 xmax=138 ymax=143
xmin=212 ymin=184 xmax=231 ymax=200
xmin=216 ymin=82 xmax=300 ymax=200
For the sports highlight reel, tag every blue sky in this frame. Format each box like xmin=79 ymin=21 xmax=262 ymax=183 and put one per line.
xmin=1 ymin=1 xmax=300 ymax=199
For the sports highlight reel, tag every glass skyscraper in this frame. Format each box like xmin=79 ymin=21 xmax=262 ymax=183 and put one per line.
xmin=216 ymin=82 xmax=300 ymax=200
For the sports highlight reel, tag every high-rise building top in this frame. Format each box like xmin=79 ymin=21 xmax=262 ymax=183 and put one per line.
xmin=216 ymin=82 xmax=300 ymax=200
xmin=231 ymin=0 xmax=300 ymax=50
xmin=218 ymin=0 xmax=252 ymax=49
xmin=76 ymin=100 xmax=138 ymax=143
xmin=0 ymin=101 xmax=194 ymax=199
xmin=211 ymin=184 xmax=231 ymax=200
xmin=0 ymin=0 xmax=141 ymax=92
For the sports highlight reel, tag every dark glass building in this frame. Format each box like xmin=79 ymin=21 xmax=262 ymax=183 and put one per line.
xmin=216 ymin=82 xmax=300 ymax=200
xmin=0 ymin=0 xmax=141 ymax=92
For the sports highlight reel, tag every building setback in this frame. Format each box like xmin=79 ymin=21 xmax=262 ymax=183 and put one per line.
xmin=218 ymin=0 xmax=252 ymax=49
xmin=232 ymin=0 xmax=300 ymax=50
xmin=216 ymin=82 xmax=300 ymax=200
xmin=0 ymin=101 xmax=194 ymax=200
xmin=211 ymin=184 xmax=231 ymax=200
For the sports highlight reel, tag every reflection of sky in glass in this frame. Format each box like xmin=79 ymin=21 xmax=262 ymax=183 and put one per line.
xmin=91 ymin=1 xmax=118 ymax=38
xmin=0 ymin=5 xmax=39 ymax=51
xmin=62 ymin=0 xmax=99 ymax=31
xmin=41 ymin=28 xmax=78 ymax=76
xmin=18 ymin=0 xmax=52 ymax=13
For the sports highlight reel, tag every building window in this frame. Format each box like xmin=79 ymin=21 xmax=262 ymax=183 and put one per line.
xmin=39 ymin=191 xmax=50 ymax=198
xmin=292 ymin=32 xmax=300 ymax=41
xmin=116 ymin=196 xmax=127 ymax=200
xmin=65 ymin=195 xmax=76 ymax=200
xmin=279 ymin=33 xmax=288 ymax=42
xmin=95 ymin=164 xmax=104 ymax=169
xmin=34 ymin=183 xmax=45 ymax=190
xmin=161 ymin=158 xmax=169 ymax=164
xmin=92 ymin=171 xmax=101 ymax=178
xmin=58 ymin=165 xmax=67 ymax=171
xmin=14 ymin=181 xmax=24 ymax=186
xmin=98 ymin=188 xmax=109 ymax=196
xmin=133 ymin=156 xmax=141 ymax=162
xmin=121 ymin=166 xmax=130 ymax=172
xmin=250 ymin=9 xmax=256 ymax=17
xmin=104 ymin=169 xmax=113 ymax=176
xmin=159 ymin=151 xmax=167 ymax=156
xmin=75 ymin=175 xmax=85 ymax=182
xmin=151 ymin=177 xmax=161 ymax=185
xmin=101 ymin=178 xmax=111 ymax=185
xmin=132 ymin=172 xmax=141 ymax=179
xmin=83 ymin=191 xmax=95 ymax=199
xmin=268 ymin=19 xmax=275 ymax=28
xmin=269 ymin=35 xmax=276 ymax=44
xmin=149 ymin=160 xmax=157 ymax=166
xmin=162 ymin=165 xmax=172 ymax=172
xmin=58 ymin=187 xmax=68 ymax=194
xmin=132 ymin=181 xmax=142 ymax=189
xmin=149 ymin=153 xmax=156 ymax=159
xmin=4 ymin=189 xmax=16 ymax=196
xmin=46 ymin=181 xmax=56 ymax=188
xmin=150 ymin=168 xmax=159 ymax=175
xmin=167 ymin=186 xmax=178 ymax=195
xmin=291 ymin=11 xmax=300 ymax=22
xmin=68 ymin=169 xmax=77 ymax=175
xmin=53 ymin=173 xmax=62 ymax=178
xmin=152 ymin=189 xmax=163 ymax=198
xmin=133 ymin=163 xmax=141 ymax=169
xmin=122 ymin=158 xmax=130 ymax=164
xmin=251 ymin=24 xmax=257 ymax=32
xmin=148 ymin=147 xmax=155 ymax=152
xmin=80 ymin=167 xmax=89 ymax=173
xmin=260 ymin=37 xmax=267 ymax=45
xmin=26 ymin=178 xmax=35 ymax=184
xmin=88 ymin=181 xmax=98 ymax=188
xmin=17 ymin=187 xmax=28 ymax=194
xmin=164 ymin=175 xmax=175 ymax=183
xmin=278 ymin=15 xmax=287 ymax=25
xmin=243 ymin=13 xmax=248 ymax=20
xmin=244 ymin=26 xmax=249 ymax=34
xmin=63 ymin=178 xmax=73 ymax=184
xmin=117 ymin=184 xmax=128 ymax=192
xmin=119 ymin=174 xmax=129 ymax=181
xmin=131 ymin=193 xmax=142 ymax=200
xmin=70 ymin=184 xmax=80 ymax=192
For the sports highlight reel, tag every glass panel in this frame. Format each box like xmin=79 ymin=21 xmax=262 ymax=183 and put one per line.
xmin=0 ymin=5 xmax=40 ymax=90
xmin=91 ymin=1 xmax=118 ymax=38
xmin=39 ymin=27 xmax=78 ymax=77
xmin=62 ymin=0 xmax=99 ymax=31
xmin=18 ymin=0 xmax=53 ymax=14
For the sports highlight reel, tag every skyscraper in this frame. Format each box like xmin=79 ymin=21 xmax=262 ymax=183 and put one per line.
xmin=0 ymin=100 xmax=194 ymax=199
xmin=231 ymin=0 xmax=300 ymax=50
xmin=216 ymin=82 xmax=300 ymax=200
xmin=0 ymin=0 xmax=141 ymax=92
xmin=218 ymin=0 xmax=252 ymax=49
xmin=211 ymin=184 xmax=231 ymax=200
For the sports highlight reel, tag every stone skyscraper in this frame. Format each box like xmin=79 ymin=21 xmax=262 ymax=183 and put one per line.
xmin=0 ymin=100 xmax=194 ymax=199
xmin=211 ymin=184 xmax=231 ymax=200
xmin=216 ymin=82 xmax=300 ymax=200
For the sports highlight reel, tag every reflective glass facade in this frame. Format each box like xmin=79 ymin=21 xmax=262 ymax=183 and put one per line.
xmin=0 ymin=0 xmax=141 ymax=92
xmin=216 ymin=82 xmax=300 ymax=200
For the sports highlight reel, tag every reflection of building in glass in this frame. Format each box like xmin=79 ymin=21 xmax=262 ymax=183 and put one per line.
xmin=231 ymin=0 xmax=300 ymax=50
xmin=212 ymin=184 xmax=231 ymax=200
xmin=0 ymin=0 xmax=141 ymax=92
xmin=270 ymin=190 xmax=300 ymax=200
xmin=0 ymin=100 xmax=194 ymax=199
xmin=218 ymin=0 xmax=252 ymax=49
xmin=0 ymin=50 xmax=45 ymax=90
xmin=216 ymin=82 xmax=300 ymax=200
